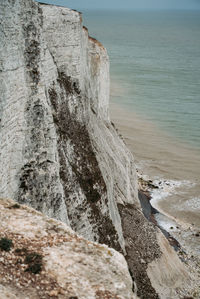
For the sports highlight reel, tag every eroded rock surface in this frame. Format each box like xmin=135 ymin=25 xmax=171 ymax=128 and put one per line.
xmin=0 ymin=198 xmax=136 ymax=299
xmin=118 ymin=203 xmax=192 ymax=299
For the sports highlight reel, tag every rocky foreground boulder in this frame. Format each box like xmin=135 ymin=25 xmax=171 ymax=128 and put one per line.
xmin=0 ymin=198 xmax=136 ymax=299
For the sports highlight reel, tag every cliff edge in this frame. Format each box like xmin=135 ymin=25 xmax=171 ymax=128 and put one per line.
xmin=0 ymin=0 xmax=194 ymax=298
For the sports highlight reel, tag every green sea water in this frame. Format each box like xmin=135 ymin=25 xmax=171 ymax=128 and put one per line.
xmin=83 ymin=10 xmax=200 ymax=148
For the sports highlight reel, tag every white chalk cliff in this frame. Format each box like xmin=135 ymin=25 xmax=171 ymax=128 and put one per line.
xmin=0 ymin=0 xmax=193 ymax=298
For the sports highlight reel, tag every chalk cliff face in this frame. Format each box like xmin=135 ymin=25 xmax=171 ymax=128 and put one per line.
xmin=0 ymin=0 xmax=192 ymax=298
xmin=0 ymin=0 xmax=138 ymax=252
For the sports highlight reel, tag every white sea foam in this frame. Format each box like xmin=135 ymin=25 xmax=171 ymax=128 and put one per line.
xmin=150 ymin=179 xmax=193 ymax=206
xmin=154 ymin=213 xmax=179 ymax=232
xmin=149 ymin=179 xmax=197 ymax=233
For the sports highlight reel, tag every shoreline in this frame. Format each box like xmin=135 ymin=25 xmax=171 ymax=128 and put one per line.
xmin=138 ymin=178 xmax=200 ymax=294
xmin=110 ymin=102 xmax=200 ymax=257
xmin=138 ymin=188 xmax=181 ymax=252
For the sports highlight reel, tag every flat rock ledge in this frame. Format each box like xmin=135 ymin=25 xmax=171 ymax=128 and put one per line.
xmin=0 ymin=198 xmax=136 ymax=299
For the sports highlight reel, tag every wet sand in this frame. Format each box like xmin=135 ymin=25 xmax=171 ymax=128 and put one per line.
xmin=110 ymin=102 xmax=200 ymax=254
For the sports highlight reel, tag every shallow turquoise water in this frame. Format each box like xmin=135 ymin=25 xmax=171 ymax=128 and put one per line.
xmin=83 ymin=11 xmax=200 ymax=148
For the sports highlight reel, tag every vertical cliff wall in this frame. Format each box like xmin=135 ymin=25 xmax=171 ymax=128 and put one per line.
xmin=0 ymin=0 xmax=140 ymax=252
xmin=0 ymin=1 xmax=192 ymax=298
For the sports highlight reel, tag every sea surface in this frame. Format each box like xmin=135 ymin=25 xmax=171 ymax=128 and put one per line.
xmin=83 ymin=10 xmax=200 ymax=252
xmin=83 ymin=10 xmax=200 ymax=148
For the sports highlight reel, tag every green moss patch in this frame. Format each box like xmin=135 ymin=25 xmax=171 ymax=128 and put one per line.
xmin=24 ymin=252 xmax=43 ymax=274
xmin=0 ymin=238 xmax=13 ymax=252
xmin=15 ymin=248 xmax=43 ymax=274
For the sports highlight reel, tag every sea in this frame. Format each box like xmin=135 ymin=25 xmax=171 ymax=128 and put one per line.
xmin=83 ymin=10 xmax=200 ymax=254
